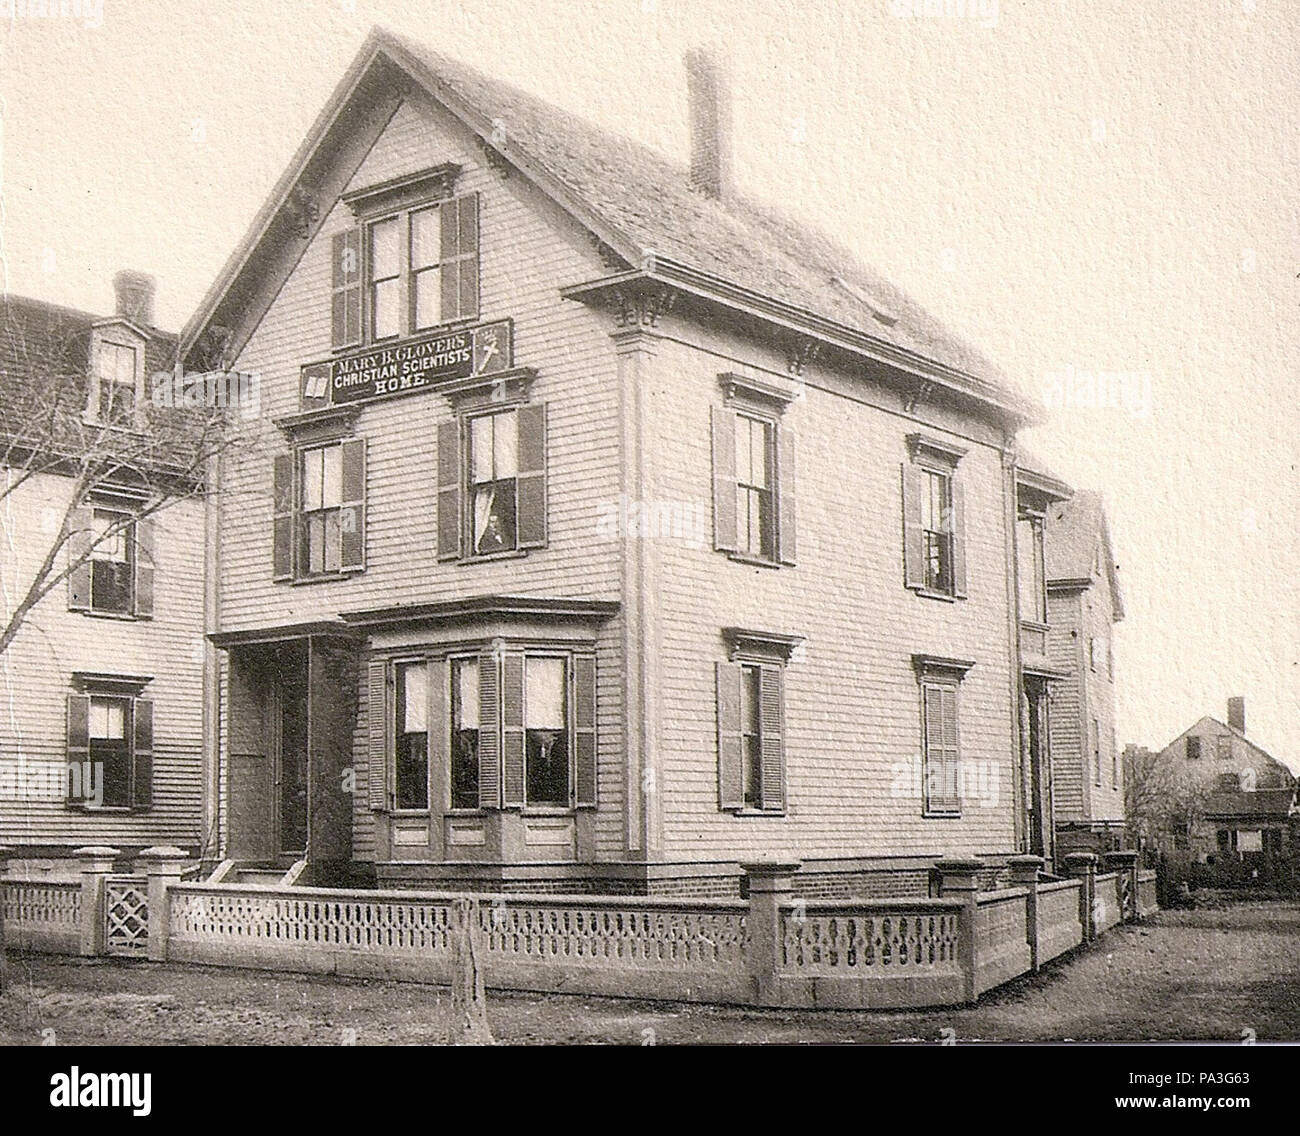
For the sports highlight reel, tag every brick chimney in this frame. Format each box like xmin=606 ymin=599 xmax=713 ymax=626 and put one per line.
xmin=685 ymin=50 xmax=732 ymax=201
xmin=1227 ymin=696 xmax=1246 ymax=735
xmin=113 ymin=270 xmax=156 ymax=327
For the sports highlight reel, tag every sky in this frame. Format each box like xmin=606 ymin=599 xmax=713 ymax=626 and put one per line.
xmin=1 ymin=0 xmax=1297 ymax=767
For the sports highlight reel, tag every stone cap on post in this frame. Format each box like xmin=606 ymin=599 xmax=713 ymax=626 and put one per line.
xmin=1007 ymin=854 xmax=1045 ymax=885
xmin=73 ymin=846 xmax=120 ymax=874
xmin=739 ymin=860 xmax=801 ymax=893
xmin=1103 ymin=850 xmax=1139 ymax=869
xmin=934 ymin=857 xmax=985 ymax=894
xmin=137 ymin=846 xmax=190 ymax=877
xmin=1062 ymin=851 xmax=1099 ymax=876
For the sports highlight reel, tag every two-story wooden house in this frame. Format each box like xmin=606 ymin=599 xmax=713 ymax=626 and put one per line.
xmin=0 ymin=277 xmax=209 ymax=872
xmin=1043 ymin=489 xmax=1126 ymax=854
xmin=183 ymin=27 xmax=1063 ymax=896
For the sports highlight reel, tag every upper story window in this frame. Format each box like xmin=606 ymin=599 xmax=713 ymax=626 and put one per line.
xmin=903 ymin=435 xmax=967 ymax=600
xmin=271 ymin=423 xmax=366 ymax=583
xmin=331 ymin=191 xmax=480 ymax=350
xmin=97 ymin=342 xmax=138 ymax=426
xmin=438 ymin=399 xmax=546 ymax=562
xmin=711 ymin=375 xmax=796 ymax=567
xmin=1186 ymin=736 xmax=1201 ymax=761
xmin=1017 ymin=513 xmax=1047 ymax=624
xmin=68 ymin=497 xmax=155 ymax=619
xmin=1215 ymin=735 xmax=1232 ymax=761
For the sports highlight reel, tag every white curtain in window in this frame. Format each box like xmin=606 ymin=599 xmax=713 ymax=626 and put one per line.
xmin=525 ymin=657 xmax=565 ymax=729
xmin=401 ymin=664 xmax=428 ymax=733
xmin=453 ymin=660 xmax=479 ymax=730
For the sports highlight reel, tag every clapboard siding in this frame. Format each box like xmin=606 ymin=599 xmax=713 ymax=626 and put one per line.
xmin=642 ymin=329 xmax=1019 ymax=862
xmin=0 ymin=471 xmax=205 ymax=849
xmin=1080 ymin=572 xmax=1123 ymax=821
xmin=1047 ymin=589 xmax=1085 ymax=820
xmin=216 ymin=97 xmax=628 ymax=863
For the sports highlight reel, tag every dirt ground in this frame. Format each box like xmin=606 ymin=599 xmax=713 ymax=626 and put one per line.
xmin=2 ymin=902 xmax=1297 ymax=1044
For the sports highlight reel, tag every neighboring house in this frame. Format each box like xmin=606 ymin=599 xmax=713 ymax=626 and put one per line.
xmin=182 ymin=28 xmax=1061 ymax=895
xmin=0 ymin=276 xmax=208 ymax=871
xmin=1044 ymin=489 xmax=1126 ymax=854
xmin=1014 ymin=453 xmax=1073 ymax=863
xmin=1159 ymin=699 xmax=1298 ymax=867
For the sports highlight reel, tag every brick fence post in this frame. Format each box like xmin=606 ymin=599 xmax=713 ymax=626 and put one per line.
xmin=1104 ymin=849 xmax=1140 ymax=922
xmin=740 ymin=860 xmax=800 ymax=1007
xmin=936 ymin=858 xmax=984 ymax=1004
xmin=138 ymin=846 xmax=189 ymax=962
xmin=1063 ymin=852 xmax=1098 ymax=941
xmin=74 ymin=846 xmax=119 ymax=957
xmin=1007 ymin=854 xmax=1044 ymax=971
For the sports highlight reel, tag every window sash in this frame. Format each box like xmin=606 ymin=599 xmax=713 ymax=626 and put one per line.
xmin=394 ymin=662 xmax=429 ymax=811
xmin=524 ymin=656 xmax=569 ymax=806
xmin=450 ymin=657 xmax=480 ymax=810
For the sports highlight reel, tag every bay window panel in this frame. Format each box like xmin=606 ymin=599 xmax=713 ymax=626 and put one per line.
xmin=451 ymin=659 xmax=481 ymax=810
xmin=394 ymin=662 xmax=429 ymax=810
xmin=525 ymin=656 xmax=569 ymax=806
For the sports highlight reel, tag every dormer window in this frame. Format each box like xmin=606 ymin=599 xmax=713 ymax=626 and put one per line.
xmin=93 ymin=340 xmax=139 ymax=427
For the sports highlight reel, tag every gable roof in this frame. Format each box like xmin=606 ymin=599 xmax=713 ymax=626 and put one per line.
xmin=181 ymin=26 xmax=1038 ymax=426
xmin=1161 ymin=715 xmax=1298 ymax=781
xmin=1045 ymin=488 xmax=1124 ymax=619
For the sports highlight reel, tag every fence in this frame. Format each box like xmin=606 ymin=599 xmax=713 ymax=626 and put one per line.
xmin=0 ymin=848 xmax=1155 ymax=1010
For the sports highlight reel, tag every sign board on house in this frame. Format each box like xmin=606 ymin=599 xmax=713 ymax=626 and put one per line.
xmin=1237 ymin=829 xmax=1263 ymax=853
xmin=300 ymin=318 xmax=512 ymax=406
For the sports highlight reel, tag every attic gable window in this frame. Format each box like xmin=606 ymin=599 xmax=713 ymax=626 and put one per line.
xmin=331 ymin=187 xmax=480 ymax=349
xmin=87 ymin=338 xmax=141 ymax=428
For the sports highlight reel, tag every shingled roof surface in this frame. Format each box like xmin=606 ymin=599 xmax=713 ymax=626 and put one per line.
xmin=1204 ymin=788 xmax=1296 ymax=820
xmin=1045 ymin=488 xmax=1104 ymax=581
xmin=387 ymin=31 xmax=1016 ymax=395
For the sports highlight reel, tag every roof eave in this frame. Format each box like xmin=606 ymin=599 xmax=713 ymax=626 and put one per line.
xmin=562 ymin=266 xmax=1040 ymax=428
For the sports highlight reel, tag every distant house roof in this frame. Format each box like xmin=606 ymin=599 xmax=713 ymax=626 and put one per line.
xmin=1015 ymin=446 xmax=1073 ymax=502
xmin=181 ymin=26 xmax=1039 ymax=426
xmin=1203 ymin=788 xmax=1296 ymax=822
xmin=1045 ymin=488 xmax=1124 ymax=619
xmin=1161 ymin=715 xmax=1299 ymax=783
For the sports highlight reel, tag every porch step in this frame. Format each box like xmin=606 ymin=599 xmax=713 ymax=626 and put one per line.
xmin=206 ymin=858 xmax=309 ymax=888
xmin=232 ymin=869 xmax=289 ymax=887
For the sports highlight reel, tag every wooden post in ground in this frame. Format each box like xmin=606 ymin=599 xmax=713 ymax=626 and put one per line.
xmin=449 ymin=897 xmax=494 ymax=1045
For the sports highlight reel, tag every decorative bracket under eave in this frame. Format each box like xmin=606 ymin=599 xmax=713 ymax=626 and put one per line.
xmin=903 ymin=378 xmax=935 ymax=416
xmin=287 ymin=185 xmax=321 ymax=241
xmin=610 ymin=282 xmax=678 ymax=329
xmin=479 ymin=137 xmax=512 ymax=178
xmin=786 ymin=336 xmax=821 ymax=377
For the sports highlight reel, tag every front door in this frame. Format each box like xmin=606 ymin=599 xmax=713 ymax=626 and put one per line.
xmin=275 ymin=643 xmax=310 ymax=857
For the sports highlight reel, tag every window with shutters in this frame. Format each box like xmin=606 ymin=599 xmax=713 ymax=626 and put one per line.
xmin=331 ymin=193 xmax=479 ymax=349
xmin=711 ymin=382 xmax=796 ymax=567
xmin=394 ymin=661 xmax=429 ymax=810
xmin=68 ymin=496 xmax=155 ymax=620
xmin=912 ymin=654 xmax=973 ymax=817
xmin=439 ymin=401 xmax=547 ymax=561
xmin=66 ymin=683 xmax=152 ymax=811
xmin=903 ymin=434 xmax=968 ymax=599
xmin=716 ymin=628 xmax=801 ymax=814
xmin=271 ymin=432 xmax=366 ymax=582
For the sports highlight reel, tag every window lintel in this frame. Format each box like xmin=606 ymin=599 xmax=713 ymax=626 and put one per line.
xmin=273 ymin=404 xmax=360 ymax=445
xmin=440 ymin=367 xmax=537 ymax=412
xmin=907 ymin=433 xmax=967 ymax=469
xmin=71 ymin=672 xmax=153 ymax=697
xmin=722 ymin=626 xmax=804 ymax=664
xmin=911 ymin=653 xmax=975 ymax=681
xmin=341 ymin=163 xmax=463 ymax=219
xmin=719 ymin=372 xmax=797 ymax=413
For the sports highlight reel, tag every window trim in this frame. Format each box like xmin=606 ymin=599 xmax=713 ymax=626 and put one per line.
xmin=86 ymin=333 xmax=145 ymax=430
xmin=65 ymin=678 xmax=153 ymax=813
xmin=391 ymin=656 xmax=432 ymax=815
xmin=912 ymin=654 xmax=973 ymax=819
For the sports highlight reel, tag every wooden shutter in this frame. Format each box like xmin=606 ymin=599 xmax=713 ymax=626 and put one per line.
xmin=339 ymin=438 xmax=367 ymax=572
xmin=66 ymin=693 xmax=90 ymax=803
xmin=133 ymin=515 xmax=155 ymax=618
xmin=902 ymin=462 xmax=924 ymax=589
xmin=132 ymin=697 xmax=153 ymax=809
xmin=777 ymin=428 xmax=797 ymax=566
xmin=367 ymin=659 xmax=389 ymax=811
xmin=573 ymin=655 xmax=597 ymax=808
xmin=516 ymin=403 xmax=547 ymax=549
xmin=500 ymin=652 xmax=526 ymax=808
xmin=758 ymin=665 xmax=786 ymax=811
xmin=436 ymin=419 xmax=461 ymax=561
xmin=924 ymin=683 xmax=960 ymax=814
xmin=272 ymin=452 xmax=295 ymax=581
xmin=477 ymin=651 xmax=501 ymax=809
xmin=950 ymin=478 xmax=968 ymax=597
xmin=67 ymin=505 xmax=93 ymax=611
xmin=331 ymin=229 xmax=362 ymax=348
xmin=716 ymin=662 xmax=744 ymax=810
xmin=711 ymin=406 xmax=737 ymax=552
xmin=441 ymin=194 xmax=480 ymax=322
